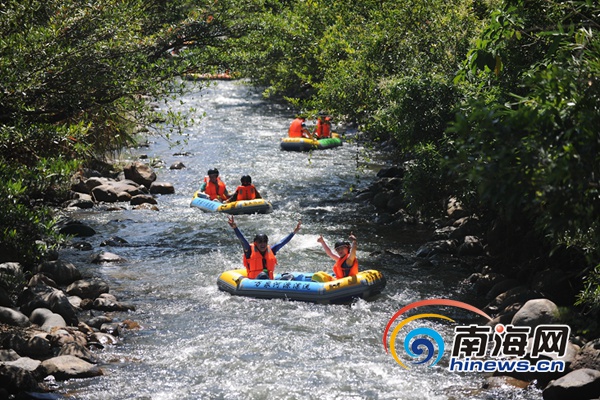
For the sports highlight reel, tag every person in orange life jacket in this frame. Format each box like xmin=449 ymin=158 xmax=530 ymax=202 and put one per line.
xmin=288 ymin=116 xmax=311 ymax=138
xmin=317 ymin=233 xmax=358 ymax=279
xmin=226 ymin=175 xmax=262 ymax=203
xmin=227 ymin=215 xmax=302 ymax=280
xmin=314 ymin=115 xmax=332 ymax=139
xmin=199 ymin=168 xmax=229 ymax=201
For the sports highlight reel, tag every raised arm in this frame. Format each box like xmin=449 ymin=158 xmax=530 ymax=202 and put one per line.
xmin=271 ymin=219 xmax=302 ymax=254
xmin=227 ymin=215 xmax=250 ymax=253
xmin=317 ymin=235 xmax=339 ymax=261
xmin=346 ymin=233 xmax=358 ymax=265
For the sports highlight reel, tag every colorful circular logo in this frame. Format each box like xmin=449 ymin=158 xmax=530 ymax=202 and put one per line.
xmin=382 ymin=299 xmax=493 ymax=369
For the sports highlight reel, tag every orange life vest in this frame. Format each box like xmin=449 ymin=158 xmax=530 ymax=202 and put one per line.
xmin=235 ymin=185 xmax=257 ymax=201
xmin=288 ymin=118 xmax=305 ymax=138
xmin=203 ymin=176 xmax=227 ymax=200
xmin=244 ymin=244 xmax=277 ymax=279
xmin=315 ymin=118 xmax=331 ymax=138
xmin=333 ymin=255 xmax=358 ymax=279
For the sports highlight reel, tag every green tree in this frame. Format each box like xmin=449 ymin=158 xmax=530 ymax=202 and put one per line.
xmin=450 ymin=0 xmax=600 ymax=308
xmin=0 ymin=0 xmax=245 ymax=267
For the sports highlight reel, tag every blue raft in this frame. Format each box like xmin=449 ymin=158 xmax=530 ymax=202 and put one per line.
xmin=190 ymin=192 xmax=273 ymax=215
xmin=217 ymin=268 xmax=386 ymax=304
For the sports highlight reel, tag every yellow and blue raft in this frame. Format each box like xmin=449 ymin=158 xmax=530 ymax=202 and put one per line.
xmin=217 ymin=268 xmax=386 ymax=304
xmin=190 ymin=192 xmax=273 ymax=215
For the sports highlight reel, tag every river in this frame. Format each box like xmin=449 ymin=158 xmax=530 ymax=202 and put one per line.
xmin=57 ymin=80 xmax=542 ymax=399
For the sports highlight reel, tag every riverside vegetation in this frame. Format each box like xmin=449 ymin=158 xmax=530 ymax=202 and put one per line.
xmin=1 ymin=0 xmax=599 ymax=398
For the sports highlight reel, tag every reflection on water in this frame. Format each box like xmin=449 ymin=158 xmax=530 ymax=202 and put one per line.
xmin=59 ymin=81 xmax=541 ymax=399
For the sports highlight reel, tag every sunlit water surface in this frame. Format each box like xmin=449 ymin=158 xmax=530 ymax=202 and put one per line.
xmin=58 ymin=81 xmax=541 ymax=400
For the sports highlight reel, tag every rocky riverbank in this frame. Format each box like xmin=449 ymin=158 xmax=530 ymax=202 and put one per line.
xmin=357 ymin=166 xmax=600 ymax=400
xmin=0 ymin=161 xmax=176 ymax=398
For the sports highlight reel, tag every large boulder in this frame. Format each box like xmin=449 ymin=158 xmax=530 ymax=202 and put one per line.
xmin=149 ymin=181 xmax=175 ymax=195
xmin=0 ymin=364 xmax=43 ymax=394
xmin=58 ymin=221 xmax=96 ymax=237
xmin=38 ymin=355 xmax=103 ymax=380
xmin=0 ymin=306 xmax=31 ymax=327
xmin=91 ymin=184 xmax=119 ymax=202
xmin=29 ymin=308 xmax=67 ymax=332
xmin=66 ymin=278 xmax=110 ymax=299
xmin=543 ymin=368 xmax=600 ymax=400
xmin=130 ymin=194 xmax=158 ymax=206
xmin=19 ymin=286 xmax=78 ymax=326
xmin=35 ymin=260 xmax=81 ymax=285
xmin=511 ymin=298 xmax=560 ymax=330
xmin=571 ymin=338 xmax=600 ymax=371
xmin=123 ymin=162 xmax=156 ymax=188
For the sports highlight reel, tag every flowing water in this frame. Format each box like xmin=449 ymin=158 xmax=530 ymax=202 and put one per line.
xmin=57 ymin=80 xmax=542 ymax=399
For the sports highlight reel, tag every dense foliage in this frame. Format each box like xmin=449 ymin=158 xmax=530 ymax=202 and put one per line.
xmin=0 ymin=0 xmax=245 ymax=267
xmin=2 ymin=0 xmax=599 ymax=312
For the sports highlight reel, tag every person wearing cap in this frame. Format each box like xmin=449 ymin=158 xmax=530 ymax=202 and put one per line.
xmin=226 ymin=175 xmax=262 ymax=203
xmin=317 ymin=233 xmax=359 ymax=279
xmin=227 ymin=215 xmax=302 ymax=279
xmin=288 ymin=116 xmax=311 ymax=138
xmin=199 ymin=168 xmax=229 ymax=201
xmin=314 ymin=113 xmax=332 ymax=139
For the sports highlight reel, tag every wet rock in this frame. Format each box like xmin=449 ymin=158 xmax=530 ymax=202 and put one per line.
xmin=149 ymin=181 xmax=175 ymax=194
xmin=100 ymin=236 xmax=128 ymax=247
xmin=66 ymin=278 xmax=110 ymax=300
xmin=58 ymin=342 xmax=98 ymax=363
xmin=85 ymin=315 xmax=112 ymax=329
xmin=130 ymin=194 xmax=158 ymax=206
xmin=89 ymin=332 xmax=118 ymax=346
xmin=415 ymin=240 xmax=458 ymax=258
xmin=91 ymin=184 xmax=119 ymax=202
xmin=38 ymin=355 xmax=103 ymax=380
xmin=91 ymin=251 xmax=126 ymax=264
xmin=57 ymin=221 xmax=96 ymax=237
xmin=170 ymin=161 xmax=186 ymax=169
xmin=92 ymin=295 xmax=136 ymax=312
xmin=64 ymin=198 xmax=94 ymax=209
xmin=133 ymin=203 xmax=159 ymax=211
xmin=543 ymin=368 xmax=600 ymax=400
xmin=71 ymin=241 xmax=93 ymax=251
xmin=123 ymin=161 xmax=156 ymax=188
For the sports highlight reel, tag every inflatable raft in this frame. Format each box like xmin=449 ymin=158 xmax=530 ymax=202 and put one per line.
xmin=280 ymin=133 xmax=342 ymax=152
xmin=217 ymin=269 xmax=386 ymax=304
xmin=190 ymin=192 xmax=273 ymax=215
